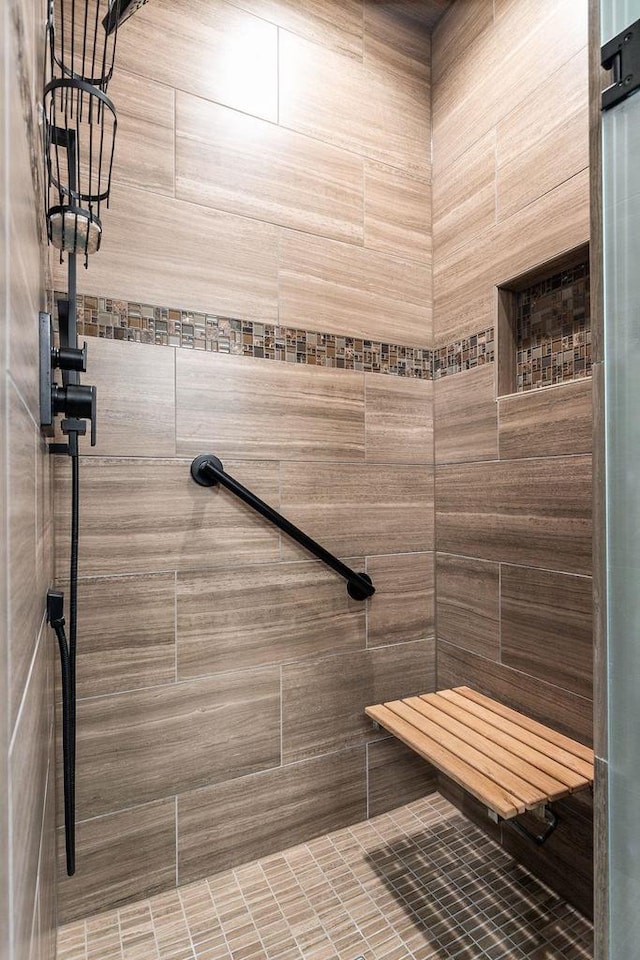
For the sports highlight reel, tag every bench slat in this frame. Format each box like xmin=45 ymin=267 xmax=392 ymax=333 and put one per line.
xmin=386 ymin=700 xmax=549 ymax=810
xmin=408 ymin=695 xmax=572 ymax=799
xmin=424 ymin=692 xmax=589 ymax=791
xmin=365 ymin=703 xmax=523 ymax=819
xmin=452 ymin=687 xmax=594 ymax=771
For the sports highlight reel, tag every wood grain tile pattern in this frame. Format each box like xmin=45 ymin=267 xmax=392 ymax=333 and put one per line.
xmin=115 ymin=0 xmax=278 ymax=121
xmin=437 ymin=641 xmax=593 ymax=746
xmin=501 ymin=565 xmax=593 ymax=699
xmin=282 ymin=639 xmax=435 ymax=762
xmin=84 ymin=337 xmax=176 ymax=457
xmin=108 ymin=71 xmax=175 ymax=197
xmin=176 ymin=93 xmax=364 ymax=243
xmin=73 ymin=667 xmax=281 ymax=820
xmin=432 ymin=0 xmax=492 ymax=85
xmin=365 ymin=374 xmax=432 ymax=463
xmin=279 ymin=229 xmax=432 ymax=346
xmin=280 ymin=462 xmax=434 ymax=559
xmin=177 ymin=748 xmax=367 ymax=882
xmin=435 ymin=365 xmax=497 ymax=464
xmin=499 ymin=380 xmax=592 ymax=459
xmin=54 ymin=184 xmax=279 ymax=322
xmin=363 ymin=3 xmax=431 ymax=85
xmin=432 ymin=130 xmax=495 ymax=263
xmin=55 ymin=457 xmax=281 ymax=577
xmin=176 ymin=560 xmax=366 ymax=678
xmin=176 ymin=350 xmax=365 ymax=462
xmin=225 ymin=0 xmax=363 ymax=56
xmin=71 ymin=574 xmax=176 ymax=698
xmin=56 ymin=801 xmax=176 ymax=923
xmin=436 ymin=456 xmax=592 ymax=575
xmin=366 ymin=553 xmax=434 ymax=647
xmin=364 ymin=160 xmax=431 ymax=262
xmin=279 ymin=30 xmax=430 ymax=178
xmin=496 ymin=48 xmax=589 ymax=221
xmin=366 ymin=737 xmax=437 ymax=817
xmin=8 ymin=383 xmax=40 ymax=731
xmin=436 ymin=554 xmax=500 ymax=660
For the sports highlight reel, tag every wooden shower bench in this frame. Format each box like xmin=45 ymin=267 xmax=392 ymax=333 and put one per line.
xmin=365 ymin=686 xmax=594 ymax=844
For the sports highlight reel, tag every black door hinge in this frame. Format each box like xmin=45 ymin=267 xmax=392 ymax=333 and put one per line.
xmin=602 ymin=18 xmax=640 ymax=110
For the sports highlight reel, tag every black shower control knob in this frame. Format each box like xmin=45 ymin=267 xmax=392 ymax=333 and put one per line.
xmin=52 ymin=342 xmax=87 ymax=372
xmin=51 ymin=383 xmax=98 ymax=446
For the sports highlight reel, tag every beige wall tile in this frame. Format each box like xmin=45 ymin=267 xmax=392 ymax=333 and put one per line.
xmin=501 ymin=565 xmax=593 ymax=699
xmin=177 ymin=749 xmax=367 ymax=883
xmin=279 ymin=30 xmax=430 ymax=178
xmin=55 ymin=457 xmax=281 ymax=577
xmin=497 ymin=48 xmax=589 ymax=221
xmin=279 ymin=229 xmax=432 ymax=346
xmin=435 ymin=366 xmax=498 ymax=464
xmin=367 ymin=737 xmax=436 ymax=817
xmin=281 ymin=639 xmax=435 ymax=762
xmin=433 ymin=130 xmax=495 ymax=263
xmin=365 ymin=375 xmax=433 ymax=463
xmin=436 ymin=456 xmax=592 ymax=575
xmin=54 ymin=184 xmax=279 ymax=321
xmin=280 ymin=462 xmax=434 ymax=559
xmin=228 ymin=0 xmax=363 ymax=55
xmin=366 ymin=553 xmax=434 ymax=647
xmin=436 ymin=554 xmax=500 ymax=660
xmin=177 ymin=560 xmax=366 ymax=679
xmin=57 ymin=800 xmax=176 ymax=923
xmin=175 ymin=351 xmax=365 ymax=462
xmin=108 ymin=71 xmax=175 ymax=197
xmin=73 ymin=668 xmax=280 ymax=820
xmin=176 ymin=93 xmax=364 ymax=243
xmin=364 ymin=161 xmax=431 ymax=262
xmin=432 ymin=0 xmax=492 ymax=85
xmin=71 ymin=574 xmax=176 ymax=698
xmin=438 ymin=640 xmax=593 ymax=746
xmin=115 ymin=0 xmax=278 ymax=121
xmin=433 ymin=232 xmax=496 ymax=346
xmin=8 ymin=383 xmax=40 ymax=731
xmin=363 ymin=3 xmax=431 ymax=86
xmin=9 ymin=632 xmax=49 ymax=960
xmin=85 ymin=337 xmax=176 ymax=458
xmin=499 ymin=380 xmax=592 ymax=459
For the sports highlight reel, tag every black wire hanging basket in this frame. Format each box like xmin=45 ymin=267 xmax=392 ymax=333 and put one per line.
xmin=42 ymin=0 xmax=147 ymax=264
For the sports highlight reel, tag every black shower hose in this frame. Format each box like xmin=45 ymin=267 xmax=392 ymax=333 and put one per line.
xmin=53 ymin=448 xmax=79 ymax=877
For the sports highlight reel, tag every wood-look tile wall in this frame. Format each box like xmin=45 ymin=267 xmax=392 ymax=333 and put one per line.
xmin=55 ymin=339 xmax=436 ymax=922
xmin=52 ymin=0 xmax=433 ymax=347
xmin=2 ymin=0 xmax=56 ymax=958
xmin=432 ymin=0 xmax=593 ymax=918
xmin=50 ymin=8 xmax=436 ymax=924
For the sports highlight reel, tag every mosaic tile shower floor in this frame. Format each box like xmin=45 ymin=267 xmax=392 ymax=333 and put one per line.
xmin=57 ymin=795 xmax=593 ymax=960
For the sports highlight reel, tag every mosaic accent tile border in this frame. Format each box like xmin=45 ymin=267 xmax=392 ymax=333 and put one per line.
xmin=432 ymin=328 xmax=495 ymax=379
xmin=515 ymin=261 xmax=591 ymax=392
xmin=51 ymin=293 xmax=433 ymax=379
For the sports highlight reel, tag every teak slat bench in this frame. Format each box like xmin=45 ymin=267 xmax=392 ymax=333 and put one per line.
xmin=365 ymin=686 xmax=594 ymax=845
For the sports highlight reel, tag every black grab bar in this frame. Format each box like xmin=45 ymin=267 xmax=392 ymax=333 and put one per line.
xmin=190 ymin=454 xmax=375 ymax=601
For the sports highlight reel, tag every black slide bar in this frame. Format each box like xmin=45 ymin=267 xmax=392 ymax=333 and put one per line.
xmin=190 ymin=455 xmax=375 ymax=601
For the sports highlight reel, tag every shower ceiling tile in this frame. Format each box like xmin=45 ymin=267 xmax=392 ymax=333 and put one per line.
xmin=115 ymin=0 xmax=278 ymax=122
xmin=73 ymin=667 xmax=281 ymax=820
xmin=365 ymin=552 xmax=434 ymax=647
xmin=364 ymin=374 xmax=433 ymax=463
xmin=54 ymin=457 xmax=281 ymax=577
xmin=175 ymin=350 xmax=365 ymax=462
xmin=176 ymin=559 xmax=366 ymax=678
xmin=280 ymin=462 xmax=434 ymax=559
xmin=176 ymin=94 xmax=364 ymax=244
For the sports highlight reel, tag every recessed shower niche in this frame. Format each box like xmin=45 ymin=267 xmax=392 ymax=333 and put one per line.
xmin=497 ymin=245 xmax=591 ymax=397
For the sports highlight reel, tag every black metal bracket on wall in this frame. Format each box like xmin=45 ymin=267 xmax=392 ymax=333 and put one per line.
xmin=190 ymin=454 xmax=375 ymax=601
xmin=601 ymin=17 xmax=640 ymax=110
xmin=490 ymin=805 xmax=559 ymax=846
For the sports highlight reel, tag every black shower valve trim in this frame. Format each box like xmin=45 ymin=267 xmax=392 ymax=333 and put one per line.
xmin=52 ymin=382 xmax=98 ymax=446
